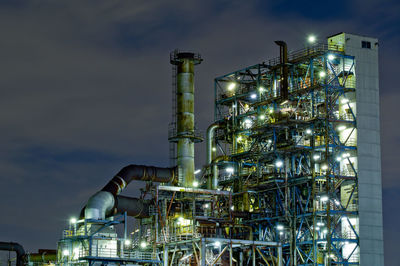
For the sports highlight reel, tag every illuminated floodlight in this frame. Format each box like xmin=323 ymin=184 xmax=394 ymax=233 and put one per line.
xmin=319 ymin=71 xmax=326 ymax=78
xmin=259 ymin=86 xmax=265 ymax=92
xmin=204 ymin=203 xmax=209 ymax=208
xmin=315 ymin=226 xmax=320 ymax=231
xmin=305 ymin=128 xmax=312 ymax=135
xmin=140 ymin=241 xmax=147 ymax=248
xmin=308 ymin=35 xmax=316 ymax=43
xmin=124 ymin=239 xmax=131 ymax=246
xmin=250 ymin=93 xmax=257 ymax=99
xmin=313 ymin=154 xmax=320 ymax=161
xmin=193 ymin=181 xmax=199 ymax=187
xmin=231 ymin=206 xmax=234 ymax=211
xmin=337 ymin=125 xmax=346 ymax=131
xmin=237 ymin=136 xmax=243 ymax=142
xmin=259 ymin=114 xmax=266 ymax=120
xmin=62 ymin=250 xmax=69 ymax=256
xmin=276 ymin=224 xmax=284 ymax=231
xmin=330 ymin=254 xmax=335 ymax=259
xmin=323 ymin=229 xmax=328 ymax=234
xmin=226 ymin=167 xmax=234 ymax=174
xmin=321 ymin=164 xmax=328 ymax=171
xmin=334 ymin=200 xmax=341 ymax=206
xmin=227 ymin=82 xmax=236 ymax=91
xmin=214 ymin=241 xmax=221 ymax=247
xmin=244 ymin=118 xmax=252 ymax=129
xmin=194 ymin=169 xmax=201 ymax=175
xmin=328 ymin=54 xmax=335 ymax=61
xmin=341 ymin=98 xmax=349 ymax=104
xmin=269 ymin=108 xmax=274 ymax=114
xmin=336 ymin=156 xmax=342 ymax=162
xmin=212 ymin=147 xmax=217 ymax=152
xmin=317 ymin=222 xmax=325 ymax=227
xmin=268 ymin=139 xmax=272 ymax=144
xmin=320 ymin=195 xmax=329 ymax=202
xmin=275 ymin=160 xmax=283 ymax=168
xmin=237 ymin=76 xmax=241 ymax=80
xmin=279 ymin=232 xmax=284 ymax=235
xmin=70 ymin=217 xmax=77 ymax=224
xmin=280 ymin=100 xmax=288 ymax=105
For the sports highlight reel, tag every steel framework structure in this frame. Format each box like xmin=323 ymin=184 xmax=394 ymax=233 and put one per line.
xmin=211 ymin=43 xmax=359 ymax=265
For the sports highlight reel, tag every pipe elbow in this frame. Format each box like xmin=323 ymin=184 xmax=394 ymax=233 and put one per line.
xmin=85 ymin=191 xmax=115 ymax=220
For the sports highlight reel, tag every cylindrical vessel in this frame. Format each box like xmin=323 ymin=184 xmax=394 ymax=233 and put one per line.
xmin=171 ymin=52 xmax=202 ymax=187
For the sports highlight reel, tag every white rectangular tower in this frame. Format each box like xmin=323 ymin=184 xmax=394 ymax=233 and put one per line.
xmin=328 ymin=32 xmax=384 ymax=266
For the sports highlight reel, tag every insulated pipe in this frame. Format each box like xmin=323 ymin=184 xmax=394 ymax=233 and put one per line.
xmin=85 ymin=191 xmax=115 ymax=220
xmin=0 ymin=242 xmax=25 ymax=266
xmin=115 ymin=195 xmax=150 ymax=218
xmin=101 ymin=164 xmax=177 ymax=195
xmin=275 ymin=41 xmax=288 ymax=100
xmin=206 ymin=123 xmax=219 ymax=189
xmin=206 ymin=123 xmax=219 ymax=165
xmin=84 ymin=164 xmax=173 ymax=219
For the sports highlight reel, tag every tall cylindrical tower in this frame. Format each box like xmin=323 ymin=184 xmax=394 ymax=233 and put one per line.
xmin=169 ymin=51 xmax=202 ymax=187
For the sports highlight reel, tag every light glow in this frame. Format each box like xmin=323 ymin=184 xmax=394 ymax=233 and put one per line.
xmin=337 ymin=125 xmax=346 ymax=131
xmin=244 ymin=119 xmax=252 ymax=129
xmin=194 ymin=169 xmax=201 ymax=174
xmin=250 ymin=93 xmax=257 ymax=99
xmin=259 ymin=114 xmax=266 ymax=120
xmin=321 ymin=195 xmax=329 ymax=202
xmin=308 ymin=35 xmax=316 ymax=43
xmin=259 ymin=86 xmax=265 ymax=92
xmin=70 ymin=217 xmax=77 ymax=224
xmin=276 ymin=224 xmax=284 ymax=231
xmin=319 ymin=71 xmax=326 ymax=78
xmin=227 ymin=82 xmax=236 ymax=91
xmin=275 ymin=160 xmax=283 ymax=168
xmin=63 ymin=250 xmax=69 ymax=256
xmin=193 ymin=181 xmax=199 ymax=187
xmin=321 ymin=164 xmax=328 ymax=171
xmin=140 ymin=241 xmax=147 ymax=248
xmin=226 ymin=167 xmax=234 ymax=174
xmin=313 ymin=154 xmax=320 ymax=160
xmin=214 ymin=241 xmax=221 ymax=247
xmin=341 ymin=98 xmax=349 ymax=104
xmin=305 ymin=129 xmax=312 ymax=135
xmin=328 ymin=54 xmax=335 ymax=61
xmin=124 ymin=239 xmax=131 ymax=246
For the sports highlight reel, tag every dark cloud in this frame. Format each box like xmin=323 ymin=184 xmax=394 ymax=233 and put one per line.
xmin=0 ymin=0 xmax=398 ymax=263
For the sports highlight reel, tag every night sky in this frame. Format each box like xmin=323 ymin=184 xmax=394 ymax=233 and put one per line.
xmin=0 ymin=0 xmax=398 ymax=264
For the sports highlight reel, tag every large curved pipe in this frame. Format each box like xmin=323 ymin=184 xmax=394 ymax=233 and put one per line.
xmin=206 ymin=123 xmax=219 ymax=189
xmin=0 ymin=242 xmax=25 ymax=266
xmin=102 ymin=164 xmax=177 ymax=195
xmin=84 ymin=165 xmax=174 ymax=219
xmin=85 ymin=191 xmax=115 ymax=220
xmin=115 ymin=195 xmax=150 ymax=218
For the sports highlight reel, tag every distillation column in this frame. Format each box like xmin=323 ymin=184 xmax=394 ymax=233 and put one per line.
xmin=170 ymin=51 xmax=202 ymax=187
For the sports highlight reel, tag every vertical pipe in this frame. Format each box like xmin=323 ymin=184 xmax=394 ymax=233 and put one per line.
xmin=171 ymin=52 xmax=202 ymax=187
xmin=207 ymin=123 xmax=219 ymax=189
xmin=163 ymin=245 xmax=168 ymax=266
xmin=278 ymin=245 xmax=283 ymax=266
xmin=201 ymin=238 xmax=206 ymax=266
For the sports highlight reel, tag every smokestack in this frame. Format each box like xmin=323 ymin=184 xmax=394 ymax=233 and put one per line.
xmin=170 ymin=51 xmax=203 ymax=187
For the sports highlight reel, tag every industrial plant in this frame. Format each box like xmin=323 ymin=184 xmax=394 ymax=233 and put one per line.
xmin=1 ymin=32 xmax=383 ymax=265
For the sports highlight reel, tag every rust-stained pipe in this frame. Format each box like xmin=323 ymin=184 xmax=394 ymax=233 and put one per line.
xmin=0 ymin=242 xmax=25 ymax=266
xmin=275 ymin=41 xmax=288 ymax=100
